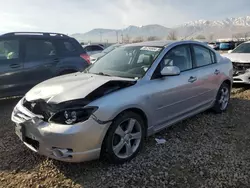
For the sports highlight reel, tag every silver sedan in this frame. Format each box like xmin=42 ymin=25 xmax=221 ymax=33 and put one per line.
xmin=12 ymin=40 xmax=233 ymax=164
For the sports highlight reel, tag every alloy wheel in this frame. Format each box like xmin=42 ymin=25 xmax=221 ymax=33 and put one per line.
xmin=219 ymin=86 xmax=229 ymax=110
xmin=112 ymin=118 xmax=142 ymax=159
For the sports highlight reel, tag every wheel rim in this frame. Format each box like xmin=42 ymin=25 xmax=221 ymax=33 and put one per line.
xmin=112 ymin=118 xmax=142 ymax=159
xmin=219 ymin=86 xmax=229 ymax=110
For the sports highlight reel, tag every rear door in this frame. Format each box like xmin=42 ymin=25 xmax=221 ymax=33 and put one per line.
xmin=22 ymin=37 xmax=59 ymax=91
xmin=0 ymin=38 xmax=25 ymax=98
xmin=191 ymin=44 xmax=220 ymax=101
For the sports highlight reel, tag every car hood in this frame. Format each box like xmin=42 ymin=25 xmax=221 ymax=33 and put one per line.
xmin=221 ymin=53 xmax=250 ymax=63
xmin=25 ymin=72 xmax=136 ymax=104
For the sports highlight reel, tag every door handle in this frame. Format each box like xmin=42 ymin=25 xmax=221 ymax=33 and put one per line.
xmin=53 ymin=58 xmax=60 ymax=63
xmin=188 ymin=76 xmax=197 ymax=83
xmin=214 ymin=69 xmax=220 ymax=75
xmin=9 ymin=64 xmax=21 ymax=69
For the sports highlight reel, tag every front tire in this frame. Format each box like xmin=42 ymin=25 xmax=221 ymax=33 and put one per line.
xmin=212 ymin=82 xmax=230 ymax=113
xmin=103 ymin=111 xmax=145 ymax=164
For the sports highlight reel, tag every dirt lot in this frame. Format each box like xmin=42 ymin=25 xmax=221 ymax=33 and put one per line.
xmin=1 ymin=85 xmax=250 ymax=188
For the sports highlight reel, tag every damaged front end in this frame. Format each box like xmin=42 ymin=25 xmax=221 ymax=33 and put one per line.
xmin=22 ymin=80 xmax=136 ymax=124
xmin=232 ymin=62 xmax=250 ymax=76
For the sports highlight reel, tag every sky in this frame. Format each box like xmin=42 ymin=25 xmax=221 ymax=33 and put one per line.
xmin=1 ymin=0 xmax=250 ymax=34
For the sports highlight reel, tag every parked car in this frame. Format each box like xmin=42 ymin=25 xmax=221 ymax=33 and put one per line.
xmin=81 ymin=44 xmax=104 ymax=56
xmin=90 ymin=43 xmax=123 ymax=64
xmin=0 ymin=32 xmax=90 ymax=98
xmin=12 ymin=40 xmax=232 ymax=164
xmin=221 ymin=41 xmax=250 ymax=84
xmin=219 ymin=41 xmax=236 ymax=51
xmin=208 ymin=42 xmax=220 ymax=50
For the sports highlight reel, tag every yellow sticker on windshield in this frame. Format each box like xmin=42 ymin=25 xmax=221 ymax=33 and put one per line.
xmin=140 ymin=47 xmax=161 ymax=52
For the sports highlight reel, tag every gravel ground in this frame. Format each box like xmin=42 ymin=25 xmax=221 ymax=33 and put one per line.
xmin=1 ymin=85 xmax=250 ymax=188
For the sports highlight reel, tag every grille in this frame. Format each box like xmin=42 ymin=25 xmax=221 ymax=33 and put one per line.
xmin=23 ymin=99 xmax=54 ymax=121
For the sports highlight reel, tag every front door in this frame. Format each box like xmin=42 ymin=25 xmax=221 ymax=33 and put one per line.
xmin=149 ymin=44 xmax=203 ymax=131
xmin=0 ymin=38 xmax=25 ymax=98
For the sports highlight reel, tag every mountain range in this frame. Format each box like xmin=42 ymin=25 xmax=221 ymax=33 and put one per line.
xmin=72 ymin=16 xmax=250 ymax=43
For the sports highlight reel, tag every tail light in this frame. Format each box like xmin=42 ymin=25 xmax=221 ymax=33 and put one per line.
xmin=80 ymin=54 xmax=91 ymax=64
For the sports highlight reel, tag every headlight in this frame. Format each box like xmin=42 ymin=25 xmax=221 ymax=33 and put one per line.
xmin=49 ymin=107 xmax=98 ymax=125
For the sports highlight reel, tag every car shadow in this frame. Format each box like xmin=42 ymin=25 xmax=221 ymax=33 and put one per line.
xmin=1 ymin=95 xmax=250 ymax=187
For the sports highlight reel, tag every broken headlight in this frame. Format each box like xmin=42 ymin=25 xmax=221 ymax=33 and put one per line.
xmin=49 ymin=107 xmax=98 ymax=125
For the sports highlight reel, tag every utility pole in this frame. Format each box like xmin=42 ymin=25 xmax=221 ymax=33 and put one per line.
xmin=100 ymin=31 xmax=102 ymax=42
xmin=121 ymin=33 xmax=124 ymax=43
xmin=116 ymin=31 xmax=119 ymax=43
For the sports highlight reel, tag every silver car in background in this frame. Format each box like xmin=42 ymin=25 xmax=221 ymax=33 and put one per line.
xmin=12 ymin=40 xmax=233 ymax=164
xmin=222 ymin=41 xmax=250 ymax=84
xmin=81 ymin=44 xmax=104 ymax=56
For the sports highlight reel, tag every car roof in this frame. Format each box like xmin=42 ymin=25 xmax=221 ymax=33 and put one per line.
xmin=124 ymin=40 xmax=175 ymax=47
xmin=123 ymin=40 xmax=211 ymax=48
xmin=0 ymin=32 xmax=72 ymax=39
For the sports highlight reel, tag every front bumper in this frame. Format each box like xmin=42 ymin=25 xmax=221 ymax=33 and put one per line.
xmin=233 ymin=71 xmax=250 ymax=84
xmin=11 ymin=98 xmax=111 ymax=162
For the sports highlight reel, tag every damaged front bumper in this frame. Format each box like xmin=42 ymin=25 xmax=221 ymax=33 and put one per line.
xmin=11 ymin=98 xmax=112 ymax=162
xmin=233 ymin=71 xmax=250 ymax=84
xmin=232 ymin=62 xmax=250 ymax=84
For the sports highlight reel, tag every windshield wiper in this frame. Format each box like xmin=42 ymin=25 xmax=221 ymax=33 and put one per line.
xmin=93 ymin=72 xmax=111 ymax=76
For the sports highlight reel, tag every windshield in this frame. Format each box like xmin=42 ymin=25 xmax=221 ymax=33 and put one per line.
xmin=86 ymin=45 xmax=163 ymax=79
xmin=102 ymin=44 xmax=121 ymax=53
xmin=232 ymin=43 xmax=250 ymax=53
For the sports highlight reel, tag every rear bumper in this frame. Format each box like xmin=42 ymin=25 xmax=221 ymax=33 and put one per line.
xmin=11 ymin=98 xmax=111 ymax=163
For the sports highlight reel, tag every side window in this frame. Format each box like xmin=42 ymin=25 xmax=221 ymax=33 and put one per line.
xmin=85 ymin=46 xmax=92 ymax=52
xmin=93 ymin=45 xmax=103 ymax=51
xmin=161 ymin=45 xmax=192 ymax=72
xmin=64 ymin=41 xmax=76 ymax=52
xmin=193 ymin=45 xmax=213 ymax=67
xmin=0 ymin=40 xmax=19 ymax=60
xmin=25 ymin=39 xmax=56 ymax=61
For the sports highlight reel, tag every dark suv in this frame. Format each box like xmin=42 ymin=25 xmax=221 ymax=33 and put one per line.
xmin=0 ymin=32 xmax=90 ymax=98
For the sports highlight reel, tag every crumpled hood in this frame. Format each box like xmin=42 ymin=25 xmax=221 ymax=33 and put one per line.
xmin=221 ymin=53 xmax=250 ymax=63
xmin=25 ymin=72 xmax=135 ymax=104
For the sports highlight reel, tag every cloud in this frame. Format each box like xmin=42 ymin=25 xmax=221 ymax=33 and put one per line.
xmin=0 ymin=0 xmax=250 ymax=34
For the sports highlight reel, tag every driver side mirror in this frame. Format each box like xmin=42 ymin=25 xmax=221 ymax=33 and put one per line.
xmin=160 ymin=66 xmax=180 ymax=76
xmin=228 ymin=50 xmax=233 ymax=53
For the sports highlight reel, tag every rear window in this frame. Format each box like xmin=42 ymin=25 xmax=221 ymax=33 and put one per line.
xmin=64 ymin=41 xmax=76 ymax=52
xmin=56 ymin=39 xmax=79 ymax=56
xmin=92 ymin=45 xmax=103 ymax=51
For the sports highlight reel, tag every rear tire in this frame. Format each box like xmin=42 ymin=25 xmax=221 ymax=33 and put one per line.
xmin=212 ymin=82 xmax=230 ymax=113
xmin=102 ymin=111 xmax=145 ymax=164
